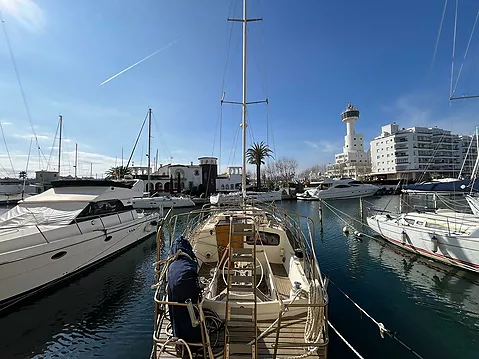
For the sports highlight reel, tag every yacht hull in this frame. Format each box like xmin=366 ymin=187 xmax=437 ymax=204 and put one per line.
xmin=133 ymin=197 xmax=195 ymax=209
xmin=210 ymin=191 xmax=282 ymax=205
xmin=0 ymin=212 xmax=158 ymax=310
xmin=316 ymin=187 xmax=377 ymax=200
xmin=367 ymin=214 xmax=479 ymax=273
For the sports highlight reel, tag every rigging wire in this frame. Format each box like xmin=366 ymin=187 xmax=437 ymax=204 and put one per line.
xmin=452 ymin=9 xmax=479 ymax=97
xmin=217 ymin=0 xmax=239 ymax=174
xmin=0 ymin=11 xmax=42 ymax=159
xmin=450 ymin=0 xmax=459 ymax=98
xmin=46 ymin=119 xmax=60 ymax=171
xmin=152 ymin=112 xmax=172 ymax=164
xmin=0 ymin=120 xmax=15 ymax=177
xmin=227 ymin=124 xmax=241 ymax=167
xmin=431 ymin=0 xmax=449 ymax=74
xmin=254 ymin=0 xmax=276 ymax=159
xmin=0 ymin=163 xmax=11 ymax=177
xmin=125 ymin=112 xmax=148 ymax=169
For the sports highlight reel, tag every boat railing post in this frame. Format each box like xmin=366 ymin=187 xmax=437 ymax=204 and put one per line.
xmin=319 ymin=200 xmax=324 ymax=232
xmin=73 ymin=219 xmax=83 ymax=235
xmin=35 ymin=225 xmax=49 ymax=243
xmin=359 ymin=196 xmax=364 ymax=222
xmin=98 ymin=215 xmax=106 ymax=230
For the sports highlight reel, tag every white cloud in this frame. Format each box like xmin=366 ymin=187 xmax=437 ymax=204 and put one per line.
xmin=381 ymin=93 xmax=479 ymax=135
xmin=1 ymin=121 xmax=12 ymax=125
xmin=14 ymin=133 xmax=49 ymax=141
xmin=0 ymin=149 xmax=120 ymax=179
xmin=304 ymin=140 xmax=340 ymax=153
xmin=0 ymin=0 xmax=45 ymax=32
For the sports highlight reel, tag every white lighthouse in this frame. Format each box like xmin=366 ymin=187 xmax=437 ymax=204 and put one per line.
xmin=326 ymin=103 xmax=370 ymax=179
xmin=341 ymin=102 xmax=364 ymax=154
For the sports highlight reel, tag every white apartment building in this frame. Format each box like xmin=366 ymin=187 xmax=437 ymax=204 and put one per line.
xmin=326 ymin=103 xmax=371 ymax=179
xmin=370 ymin=123 xmax=477 ymax=180
xmin=130 ymin=161 xmax=203 ymax=192
xmin=216 ymin=166 xmax=242 ymax=192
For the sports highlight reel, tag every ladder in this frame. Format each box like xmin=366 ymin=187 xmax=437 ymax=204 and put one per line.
xmin=224 ymin=216 xmax=258 ymax=359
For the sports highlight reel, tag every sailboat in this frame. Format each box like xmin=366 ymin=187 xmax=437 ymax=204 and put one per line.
xmin=151 ymin=1 xmax=329 ymax=358
xmin=131 ymin=109 xmax=195 ymax=209
xmin=367 ymin=2 xmax=479 ymax=274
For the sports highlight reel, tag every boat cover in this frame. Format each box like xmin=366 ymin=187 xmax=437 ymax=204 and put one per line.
xmin=0 ymin=202 xmax=86 ymax=228
xmin=167 ymin=236 xmax=201 ymax=343
xmin=403 ymin=179 xmax=479 ymax=193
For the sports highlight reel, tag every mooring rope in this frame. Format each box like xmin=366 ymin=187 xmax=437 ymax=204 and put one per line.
xmin=319 ymin=199 xmax=426 ymax=359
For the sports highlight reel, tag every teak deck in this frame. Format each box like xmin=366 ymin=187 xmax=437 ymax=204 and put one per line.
xmin=151 ymin=315 xmax=327 ymax=359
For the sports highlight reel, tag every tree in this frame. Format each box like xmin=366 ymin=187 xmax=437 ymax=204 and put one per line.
xmin=246 ymin=141 xmax=273 ymax=189
xmin=105 ymin=166 xmax=132 ymax=179
xmin=275 ymin=158 xmax=298 ymax=185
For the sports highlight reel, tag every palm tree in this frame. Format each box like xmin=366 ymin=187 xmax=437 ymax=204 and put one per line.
xmin=246 ymin=141 xmax=273 ymax=189
xmin=105 ymin=166 xmax=132 ymax=179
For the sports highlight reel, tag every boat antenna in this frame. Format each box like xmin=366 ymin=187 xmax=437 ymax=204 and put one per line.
xmin=74 ymin=143 xmax=78 ymax=179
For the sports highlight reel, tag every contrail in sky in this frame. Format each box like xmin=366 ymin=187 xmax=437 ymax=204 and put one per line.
xmin=100 ymin=38 xmax=181 ymax=86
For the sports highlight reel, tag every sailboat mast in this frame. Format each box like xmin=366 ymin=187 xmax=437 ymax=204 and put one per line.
xmin=58 ymin=115 xmax=62 ymax=176
xmin=147 ymin=108 xmax=152 ymax=194
xmin=241 ymin=0 xmax=247 ymax=199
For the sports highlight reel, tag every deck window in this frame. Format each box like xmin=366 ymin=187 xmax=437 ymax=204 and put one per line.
xmin=246 ymin=231 xmax=280 ymax=246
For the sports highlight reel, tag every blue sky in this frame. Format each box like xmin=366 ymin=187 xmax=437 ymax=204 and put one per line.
xmin=1 ymin=0 xmax=479 ymax=178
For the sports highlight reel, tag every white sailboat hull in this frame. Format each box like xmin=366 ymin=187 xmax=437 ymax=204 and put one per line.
xmin=0 ymin=211 xmax=158 ymax=308
xmin=367 ymin=214 xmax=479 ymax=273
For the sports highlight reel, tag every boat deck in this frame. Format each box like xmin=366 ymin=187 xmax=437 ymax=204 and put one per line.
xmin=198 ymin=262 xmax=292 ymax=300
xmin=152 ymin=315 xmax=327 ymax=359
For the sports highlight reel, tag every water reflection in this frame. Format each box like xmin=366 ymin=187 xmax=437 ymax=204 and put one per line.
xmin=1 ymin=234 xmax=157 ymax=359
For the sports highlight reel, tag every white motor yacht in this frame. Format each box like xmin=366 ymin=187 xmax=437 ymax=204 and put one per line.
xmin=210 ymin=190 xmax=282 ymax=205
xmin=132 ymin=193 xmax=195 ymax=209
xmin=0 ymin=179 xmax=159 ymax=310
xmin=297 ymin=178 xmax=378 ymax=200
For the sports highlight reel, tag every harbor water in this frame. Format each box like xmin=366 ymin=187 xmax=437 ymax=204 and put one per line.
xmin=0 ymin=196 xmax=478 ymax=358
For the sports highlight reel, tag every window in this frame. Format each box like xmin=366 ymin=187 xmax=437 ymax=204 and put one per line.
xmin=194 ymin=170 xmax=200 ymax=176
xmin=76 ymin=199 xmax=127 ymax=221
xmin=226 ymin=184 xmax=229 ymax=189
xmin=246 ymin=232 xmax=280 ymax=246
xmin=221 ymin=184 xmax=225 ymax=189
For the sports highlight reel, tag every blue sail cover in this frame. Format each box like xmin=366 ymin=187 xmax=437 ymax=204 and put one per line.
xmin=167 ymin=236 xmax=202 ymax=343
xmin=403 ymin=179 xmax=479 ymax=193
